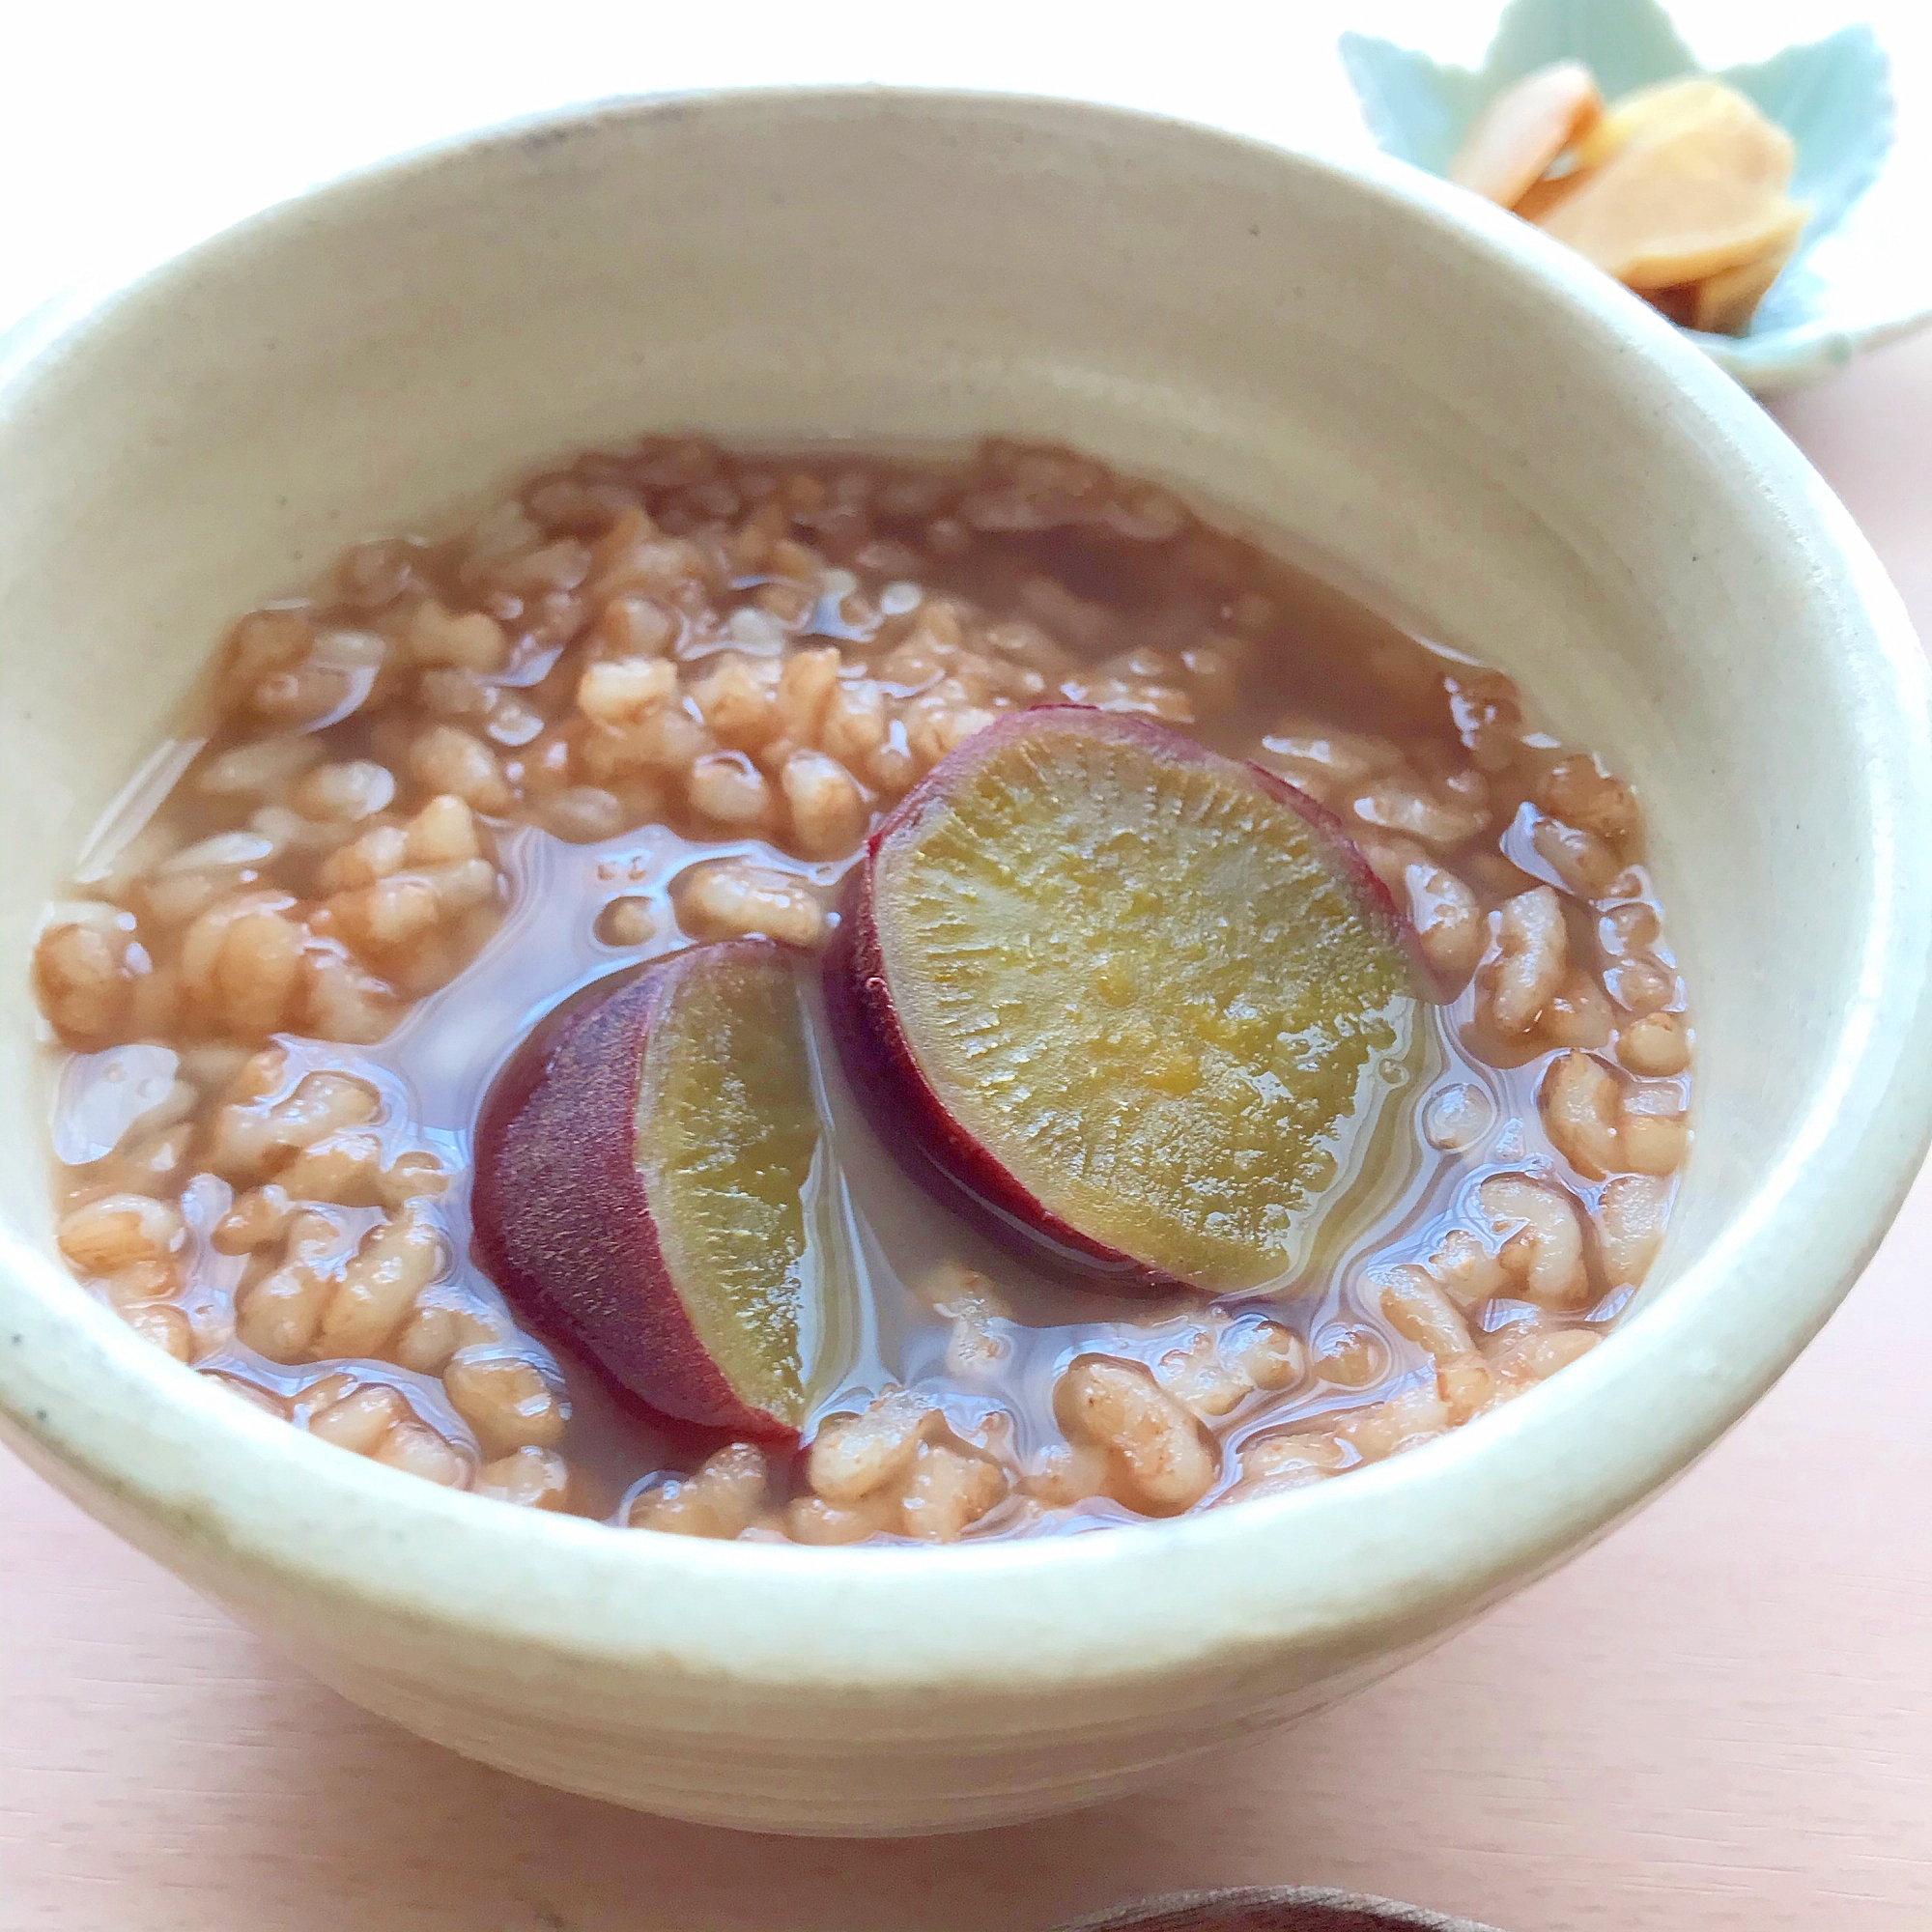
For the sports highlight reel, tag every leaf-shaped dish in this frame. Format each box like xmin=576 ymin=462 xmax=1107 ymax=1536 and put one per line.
xmin=1341 ymin=0 xmax=1922 ymax=391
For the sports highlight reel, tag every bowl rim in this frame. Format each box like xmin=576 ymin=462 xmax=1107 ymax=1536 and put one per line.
xmin=3 ymin=85 xmax=1929 ymax=1699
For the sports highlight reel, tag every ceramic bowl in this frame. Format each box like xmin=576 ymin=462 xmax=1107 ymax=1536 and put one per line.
xmin=1342 ymin=0 xmax=1927 ymax=392
xmin=1 ymin=89 xmax=1929 ymax=1838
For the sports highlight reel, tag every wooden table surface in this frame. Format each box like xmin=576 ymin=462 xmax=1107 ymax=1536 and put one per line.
xmin=5 ymin=332 xmax=1930 ymax=1932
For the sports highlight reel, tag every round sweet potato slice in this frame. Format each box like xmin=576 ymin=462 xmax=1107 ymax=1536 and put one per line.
xmin=829 ymin=707 xmax=1425 ymax=1295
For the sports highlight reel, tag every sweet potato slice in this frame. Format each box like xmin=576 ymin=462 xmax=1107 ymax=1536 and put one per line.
xmin=474 ymin=940 xmax=817 ymax=1439
xmin=829 ymin=707 xmax=1424 ymax=1294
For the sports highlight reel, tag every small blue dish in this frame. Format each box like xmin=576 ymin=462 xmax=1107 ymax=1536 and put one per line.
xmin=1340 ymin=0 xmax=1926 ymax=391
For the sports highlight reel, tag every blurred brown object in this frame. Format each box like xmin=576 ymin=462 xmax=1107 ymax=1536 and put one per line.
xmin=1058 ymin=1885 xmax=1506 ymax=1931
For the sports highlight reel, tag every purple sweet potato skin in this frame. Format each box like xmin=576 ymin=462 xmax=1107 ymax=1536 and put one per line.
xmin=824 ymin=706 xmax=1423 ymax=1295
xmin=472 ymin=942 xmax=798 ymax=1441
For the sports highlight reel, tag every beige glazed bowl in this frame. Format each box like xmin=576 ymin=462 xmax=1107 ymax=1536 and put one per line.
xmin=2 ymin=90 xmax=1930 ymax=1839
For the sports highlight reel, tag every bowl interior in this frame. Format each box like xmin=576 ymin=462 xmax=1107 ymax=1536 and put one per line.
xmin=0 ymin=91 xmax=1926 ymax=1710
xmin=2 ymin=93 xmax=1916 ymax=1264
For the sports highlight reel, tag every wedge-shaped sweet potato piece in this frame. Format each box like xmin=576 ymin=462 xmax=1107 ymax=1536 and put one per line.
xmin=829 ymin=708 xmax=1424 ymax=1294
xmin=474 ymin=940 xmax=817 ymax=1439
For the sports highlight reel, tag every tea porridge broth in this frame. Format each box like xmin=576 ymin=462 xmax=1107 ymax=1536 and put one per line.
xmin=33 ymin=440 xmax=1690 ymax=1542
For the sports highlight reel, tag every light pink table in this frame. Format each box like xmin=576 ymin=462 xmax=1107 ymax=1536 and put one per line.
xmin=5 ymin=335 xmax=1930 ymax=1932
